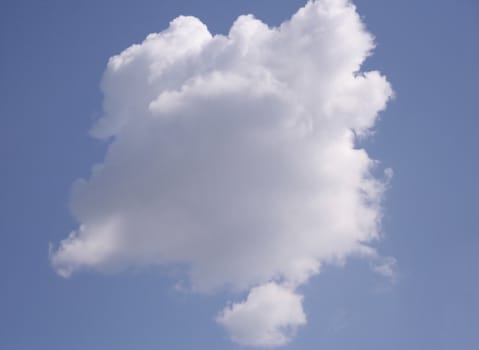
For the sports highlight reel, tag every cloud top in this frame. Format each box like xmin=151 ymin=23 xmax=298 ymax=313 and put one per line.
xmin=51 ymin=0 xmax=393 ymax=346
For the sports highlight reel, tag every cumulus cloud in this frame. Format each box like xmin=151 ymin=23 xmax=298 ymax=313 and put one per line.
xmin=217 ymin=283 xmax=306 ymax=347
xmin=51 ymin=0 xmax=393 ymax=346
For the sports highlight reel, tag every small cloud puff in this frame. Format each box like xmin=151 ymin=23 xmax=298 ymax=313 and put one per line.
xmin=217 ymin=282 xmax=306 ymax=347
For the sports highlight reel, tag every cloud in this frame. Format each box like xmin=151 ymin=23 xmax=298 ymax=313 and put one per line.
xmin=371 ymin=256 xmax=398 ymax=281
xmin=50 ymin=0 xmax=393 ymax=346
xmin=216 ymin=282 xmax=306 ymax=347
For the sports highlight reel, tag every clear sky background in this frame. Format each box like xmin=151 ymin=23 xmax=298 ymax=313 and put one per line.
xmin=1 ymin=0 xmax=478 ymax=349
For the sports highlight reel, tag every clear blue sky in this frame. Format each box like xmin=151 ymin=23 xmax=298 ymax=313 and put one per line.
xmin=1 ymin=0 xmax=478 ymax=349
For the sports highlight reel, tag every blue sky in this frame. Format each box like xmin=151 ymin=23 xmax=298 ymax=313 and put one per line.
xmin=1 ymin=0 xmax=478 ymax=349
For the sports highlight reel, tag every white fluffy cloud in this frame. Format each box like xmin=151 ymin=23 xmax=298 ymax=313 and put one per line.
xmin=217 ymin=283 xmax=306 ymax=347
xmin=51 ymin=0 xmax=393 ymax=346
